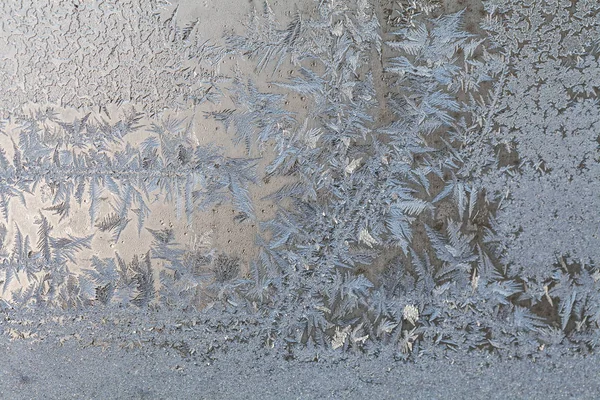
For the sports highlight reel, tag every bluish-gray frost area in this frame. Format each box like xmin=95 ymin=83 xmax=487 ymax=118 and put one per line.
xmin=0 ymin=0 xmax=599 ymax=397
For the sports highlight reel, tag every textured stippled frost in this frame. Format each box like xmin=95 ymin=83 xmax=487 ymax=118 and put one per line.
xmin=467 ymin=0 xmax=600 ymax=272
xmin=0 ymin=0 xmax=225 ymax=114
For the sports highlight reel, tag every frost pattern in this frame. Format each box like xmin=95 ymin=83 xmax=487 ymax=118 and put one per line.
xmin=1 ymin=0 xmax=600 ymax=362
xmin=462 ymin=0 xmax=600 ymax=273
xmin=0 ymin=0 xmax=225 ymax=114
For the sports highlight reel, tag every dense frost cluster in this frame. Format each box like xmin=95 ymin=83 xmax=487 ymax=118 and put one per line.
xmin=1 ymin=0 xmax=599 ymax=361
